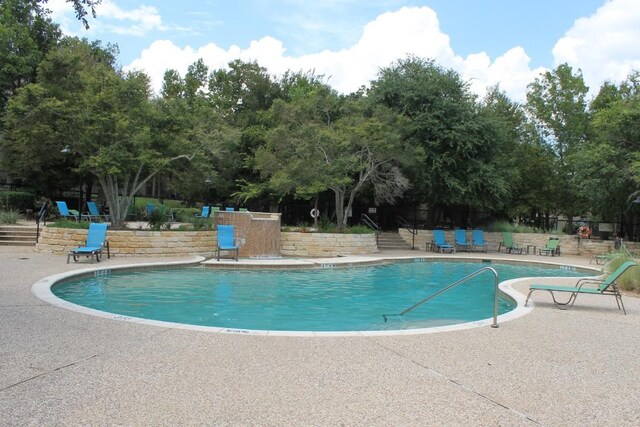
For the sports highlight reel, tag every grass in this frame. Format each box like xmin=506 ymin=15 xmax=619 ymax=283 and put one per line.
xmin=0 ymin=209 xmax=21 ymax=224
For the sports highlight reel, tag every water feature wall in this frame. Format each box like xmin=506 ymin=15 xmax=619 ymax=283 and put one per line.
xmin=214 ymin=211 xmax=281 ymax=258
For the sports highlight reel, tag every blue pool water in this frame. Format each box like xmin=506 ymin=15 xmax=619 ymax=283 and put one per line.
xmin=53 ymin=261 xmax=587 ymax=332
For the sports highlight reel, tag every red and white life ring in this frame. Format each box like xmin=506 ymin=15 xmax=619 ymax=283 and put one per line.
xmin=578 ymin=226 xmax=591 ymax=239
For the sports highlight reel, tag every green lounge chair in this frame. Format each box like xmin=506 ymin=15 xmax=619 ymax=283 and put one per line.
xmin=67 ymin=222 xmax=110 ymax=264
xmin=538 ymin=237 xmax=560 ymax=256
xmin=499 ymin=231 xmax=523 ymax=254
xmin=216 ymin=224 xmax=239 ymax=261
xmin=525 ymin=261 xmax=637 ymax=314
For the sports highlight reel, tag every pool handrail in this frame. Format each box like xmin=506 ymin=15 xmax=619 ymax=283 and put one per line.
xmin=383 ymin=266 xmax=500 ymax=328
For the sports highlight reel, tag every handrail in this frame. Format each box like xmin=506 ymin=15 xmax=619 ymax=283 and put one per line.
xmin=35 ymin=203 xmax=48 ymax=243
xmin=383 ymin=266 xmax=500 ymax=328
xmin=360 ymin=213 xmax=381 ymax=246
xmin=396 ymin=215 xmax=417 ymax=249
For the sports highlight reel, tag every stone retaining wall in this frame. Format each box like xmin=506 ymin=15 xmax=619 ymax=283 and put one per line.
xmin=36 ymin=227 xmax=379 ymax=258
xmin=36 ymin=227 xmax=216 ymax=257
xmin=280 ymin=232 xmax=378 ymax=257
xmin=399 ymin=228 xmax=638 ymax=256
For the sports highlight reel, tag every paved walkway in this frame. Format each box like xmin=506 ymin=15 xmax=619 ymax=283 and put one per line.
xmin=1 ymin=247 xmax=639 ymax=426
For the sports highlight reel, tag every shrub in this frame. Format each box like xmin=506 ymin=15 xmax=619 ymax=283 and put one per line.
xmin=0 ymin=209 xmax=21 ymax=224
xmin=605 ymin=254 xmax=640 ymax=293
xmin=49 ymin=220 xmax=90 ymax=229
xmin=486 ymin=220 xmax=546 ymax=234
xmin=0 ymin=191 xmax=35 ymax=212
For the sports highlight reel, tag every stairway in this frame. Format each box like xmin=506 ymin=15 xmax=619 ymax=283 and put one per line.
xmin=377 ymin=231 xmax=413 ymax=250
xmin=0 ymin=224 xmax=38 ymax=246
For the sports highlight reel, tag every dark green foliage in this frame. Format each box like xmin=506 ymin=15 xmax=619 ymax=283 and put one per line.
xmin=0 ymin=191 xmax=35 ymax=211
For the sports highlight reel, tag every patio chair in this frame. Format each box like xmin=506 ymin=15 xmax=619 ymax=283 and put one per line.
xmin=216 ymin=224 xmax=239 ymax=261
xmin=431 ymin=229 xmax=455 ymax=253
xmin=146 ymin=203 xmax=155 ymax=217
xmin=86 ymin=201 xmax=110 ymax=222
xmin=471 ymin=229 xmax=488 ymax=252
xmin=55 ymin=201 xmax=80 ymax=222
xmin=454 ymin=229 xmax=472 ymax=252
xmin=225 ymin=207 xmax=235 ymax=212
xmin=67 ymin=222 xmax=110 ymax=264
xmin=195 ymin=206 xmax=211 ymax=218
xmin=498 ymin=231 xmax=523 ymax=254
xmin=539 ymin=237 xmax=560 ymax=256
xmin=525 ymin=261 xmax=637 ymax=314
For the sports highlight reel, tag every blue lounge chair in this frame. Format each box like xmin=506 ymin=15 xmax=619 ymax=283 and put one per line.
xmin=86 ymin=201 xmax=109 ymax=222
xmin=454 ymin=229 xmax=472 ymax=252
xmin=472 ymin=229 xmax=488 ymax=252
xmin=56 ymin=201 xmax=80 ymax=221
xmin=431 ymin=229 xmax=455 ymax=253
xmin=196 ymin=206 xmax=211 ymax=218
xmin=67 ymin=223 xmax=110 ymax=264
xmin=146 ymin=203 xmax=155 ymax=217
xmin=217 ymin=224 xmax=239 ymax=261
xmin=525 ymin=261 xmax=637 ymax=314
xmin=225 ymin=207 xmax=235 ymax=212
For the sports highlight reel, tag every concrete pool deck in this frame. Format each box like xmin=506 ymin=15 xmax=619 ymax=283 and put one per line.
xmin=1 ymin=247 xmax=639 ymax=425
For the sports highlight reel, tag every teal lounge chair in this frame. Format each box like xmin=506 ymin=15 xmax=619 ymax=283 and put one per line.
xmin=56 ymin=201 xmax=80 ymax=221
xmin=146 ymin=203 xmax=155 ymax=217
xmin=217 ymin=224 xmax=239 ymax=261
xmin=539 ymin=237 xmax=560 ymax=256
xmin=67 ymin=222 xmax=110 ymax=264
xmin=499 ymin=231 xmax=523 ymax=254
xmin=431 ymin=229 xmax=455 ymax=253
xmin=225 ymin=207 xmax=235 ymax=212
xmin=454 ymin=229 xmax=471 ymax=252
xmin=196 ymin=206 xmax=211 ymax=218
xmin=525 ymin=261 xmax=637 ymax=314
xmin=86 ymin=201 xmax=109 ymax=222
xmin=472 ymin=229 xmax=487 ymax=252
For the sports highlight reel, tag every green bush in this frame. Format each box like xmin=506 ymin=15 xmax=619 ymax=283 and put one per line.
xmin=605 ymin=254 xmax=640 ymax=293
xmin=0 ymin=209 xmax=21 ymax=224
xmin=0 ymin=191 xmax=35 ymax=212
xmin=486 ymin=220 xmax=547 ymax=234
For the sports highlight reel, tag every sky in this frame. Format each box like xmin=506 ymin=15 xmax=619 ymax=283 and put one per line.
xmin=47 ymin=0 xmax=640 ymax=102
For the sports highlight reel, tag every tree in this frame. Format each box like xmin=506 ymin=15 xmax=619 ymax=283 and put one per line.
xmin=368 ymin=56 xmax=509 ymax=227
xmin=244 ymin=78 xmax=412 ymax=228
xmin=575 ymin=72 xmax=640 ymax=237
xmin=2 ymin=38 xmax=206 ymax=228
xmin=525 ymin=63 xmax=591 ymax=230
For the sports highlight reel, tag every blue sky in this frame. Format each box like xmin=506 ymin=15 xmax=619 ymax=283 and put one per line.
xmin=49 ymin=0 xmax=640 ymax=101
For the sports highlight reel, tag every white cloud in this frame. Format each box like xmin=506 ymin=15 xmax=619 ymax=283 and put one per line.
xmin=127 ymin=6 xmax=545 ymax=102
xmin=47 ymin=0 xmax=165 ymax=37
xmin=553 ymin=0 xmax=640 ymax=92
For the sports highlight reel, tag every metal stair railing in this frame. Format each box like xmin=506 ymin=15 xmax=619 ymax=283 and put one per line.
xmin=396 ymin=215 xmax=417 ymax=249
xmin=383 ymin=266 xmax=500 ymax=328
xmin=35 ymin=203 xmax=49 ymax=243
xmin=360 ymin=213 xmax=381 ymax=246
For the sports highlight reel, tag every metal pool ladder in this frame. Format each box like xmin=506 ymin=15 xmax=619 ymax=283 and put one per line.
xmin=383 ymin=266 xmax=500 ymax=328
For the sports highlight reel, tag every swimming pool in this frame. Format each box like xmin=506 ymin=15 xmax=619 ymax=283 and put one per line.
xmin=51 ymin=260 xmax=588 ymax=333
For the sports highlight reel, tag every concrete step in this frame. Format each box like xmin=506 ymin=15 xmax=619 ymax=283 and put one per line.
xmin=0 ymin=225 xmax=38 ymax=246
xmin=378 ymin=231 xmax=413 ymax=250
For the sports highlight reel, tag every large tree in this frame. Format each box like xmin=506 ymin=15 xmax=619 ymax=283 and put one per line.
xmin=525 ymin=63 xmax=591 ymax=230
xmin=368 ymin=56 xmax=509 ymax=226
xmin=2 ymin=38 xmax=206 ymax=228
xmin=243 ymin=77 xmax=413 ymax=228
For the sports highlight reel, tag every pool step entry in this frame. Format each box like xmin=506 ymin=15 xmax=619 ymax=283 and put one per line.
xmin=0 ymin=224 xmax=38 ymax=246
xmin=383 ymin=266 xmax=500 ymax=328
xmin=377 ymin=231 xmax=412 ymax=250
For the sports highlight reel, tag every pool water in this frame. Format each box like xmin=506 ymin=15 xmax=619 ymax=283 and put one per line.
xmin=53 ymin=261 xmax=587 ymax=332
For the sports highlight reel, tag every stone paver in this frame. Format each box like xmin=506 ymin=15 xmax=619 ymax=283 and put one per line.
xmin=1 ymin=246 xmax=639 ymax=426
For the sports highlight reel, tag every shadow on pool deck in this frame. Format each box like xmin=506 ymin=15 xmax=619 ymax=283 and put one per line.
xmin=1 ymin=246 xmax=639 ymax=425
